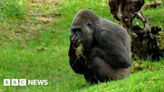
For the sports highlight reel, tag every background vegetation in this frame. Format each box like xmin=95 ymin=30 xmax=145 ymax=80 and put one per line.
xmin=0 ymin=0 xmax=163 ymax=92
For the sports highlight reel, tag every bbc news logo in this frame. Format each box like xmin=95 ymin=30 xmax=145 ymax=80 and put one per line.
xmin=3 ymin=79 xmax=48 ymax=86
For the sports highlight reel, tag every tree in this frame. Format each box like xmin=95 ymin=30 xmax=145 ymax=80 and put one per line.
xmin=109 ymin=0 xmax=164 ymax=60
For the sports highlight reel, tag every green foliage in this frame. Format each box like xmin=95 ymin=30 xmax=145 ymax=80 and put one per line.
xmin=0 ymin=0 xmax=163 ymax=92
xmin=132 ymin=18 xmax=144 ymax=28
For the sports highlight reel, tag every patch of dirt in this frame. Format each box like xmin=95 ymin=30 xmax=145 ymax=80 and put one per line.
xmin=25 ymin=0 xmax=60 ymax=24
xmin=36 ymin=16 xmax=53 ymax=24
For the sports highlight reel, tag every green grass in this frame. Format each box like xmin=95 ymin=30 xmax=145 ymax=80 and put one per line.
xmin=0 ymin=0 xmax=164 ymax=92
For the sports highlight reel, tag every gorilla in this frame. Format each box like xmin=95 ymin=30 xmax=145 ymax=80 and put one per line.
xmin=69 ymin=9 xmax=131 ymax=84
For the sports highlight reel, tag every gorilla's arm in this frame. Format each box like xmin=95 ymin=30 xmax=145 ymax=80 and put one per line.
xmin=69 ymin=36 xmax=86 ymax=74
xmin=95 ymin=28 xmax=131 ymax=68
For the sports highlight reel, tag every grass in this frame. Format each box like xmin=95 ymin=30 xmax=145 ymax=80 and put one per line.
xmin=0 ymin=0 xmax=163 ymax=92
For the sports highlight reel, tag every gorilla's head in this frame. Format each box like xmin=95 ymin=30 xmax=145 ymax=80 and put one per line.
xmin=71 ymin=9 xmax=99 ymax=50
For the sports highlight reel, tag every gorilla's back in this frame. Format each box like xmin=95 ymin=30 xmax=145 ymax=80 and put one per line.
xmin=95 ymin=18 xmax=131 ymax=68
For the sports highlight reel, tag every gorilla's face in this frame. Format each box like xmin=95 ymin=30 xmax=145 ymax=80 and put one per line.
xmin=71 ymin=10 xmax=98 ymax=50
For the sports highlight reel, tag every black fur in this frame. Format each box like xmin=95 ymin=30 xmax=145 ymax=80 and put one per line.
xmin=69 ymin=9 xmax=131 ymax=84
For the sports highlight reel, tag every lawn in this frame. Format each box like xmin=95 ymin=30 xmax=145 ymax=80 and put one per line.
xmin=0 ymin=0 xmax=163 ymax=92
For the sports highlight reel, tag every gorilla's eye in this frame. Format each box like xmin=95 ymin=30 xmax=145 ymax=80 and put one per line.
xmin=87 ymin=22 xmax=93 ymax=28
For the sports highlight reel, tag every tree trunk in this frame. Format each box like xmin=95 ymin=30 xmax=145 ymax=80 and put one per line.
xmin=109 ymin=0 xmax=164 ymax=60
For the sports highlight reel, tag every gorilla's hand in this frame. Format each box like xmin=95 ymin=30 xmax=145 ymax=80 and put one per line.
xmin=71 ymin=34 xmax=79 ymax=48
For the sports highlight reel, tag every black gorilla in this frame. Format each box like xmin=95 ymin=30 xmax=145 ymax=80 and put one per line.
xmin=69 ymin=9 xmax=131 ymax=84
